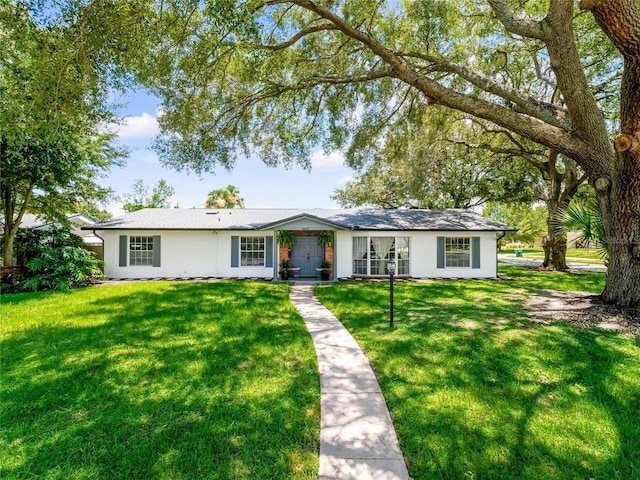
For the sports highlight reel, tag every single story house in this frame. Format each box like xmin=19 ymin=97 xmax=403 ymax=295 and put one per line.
xmin=84 ymin=207 xmax=515 ymax=281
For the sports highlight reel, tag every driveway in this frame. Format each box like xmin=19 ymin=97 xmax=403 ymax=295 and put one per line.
xmin=498 ymin=254 xmax=607 ymax=272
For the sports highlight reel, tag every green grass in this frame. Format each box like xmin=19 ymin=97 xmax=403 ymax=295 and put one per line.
xmin=502 ymin=247 xmax=605 ymax=264
xmin=1 ymin=281 xmax=319 ymax=479
xmin=315 ymin=266 xmax=639 ymax=480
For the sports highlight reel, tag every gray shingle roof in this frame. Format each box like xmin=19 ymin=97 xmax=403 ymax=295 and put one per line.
xmin=84 ymin=208 xmax=515 ymax=232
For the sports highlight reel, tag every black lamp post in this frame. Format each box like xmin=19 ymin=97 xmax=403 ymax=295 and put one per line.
xmin=387 ymin=259 xmax=396 ymax=328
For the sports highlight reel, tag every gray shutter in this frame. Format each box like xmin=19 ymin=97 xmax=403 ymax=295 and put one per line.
xmin=119 ymin=235 xmax=128 ymax=267
xmin=152 ymin=236 xmax=161 ymax=267
xmin=265 ymin=236 xmax=273 ymax=268
xmin=231 ymin=236 xmax=239 ymax=267
xmin=437 ymin=237 xmax=445 ymax=269
xmin=472 ymin=236 xmax=480 ymax=269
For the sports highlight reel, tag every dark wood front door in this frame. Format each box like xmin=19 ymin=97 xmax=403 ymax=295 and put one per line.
xmin=291 ymin=236 xmax=323 ymax=277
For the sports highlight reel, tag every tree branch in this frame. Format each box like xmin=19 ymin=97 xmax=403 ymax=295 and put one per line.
xmin=486 ymin=0 xmax=547 ymax=40
xmin=543 ymin=2 xmax=614 ymax=171
xmin=288 ymin=0 xmax=600 ymax=170
xmin=255 ymin=23 xmax=339 ymax=50
xmin=308 ymin=68 xmax=393 ymax=84
xmin=401 ymin=51 xmax=569 ymax=129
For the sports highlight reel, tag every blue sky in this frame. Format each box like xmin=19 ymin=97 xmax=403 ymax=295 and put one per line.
xmin=107 ymin=90 xmax=354 ymax=216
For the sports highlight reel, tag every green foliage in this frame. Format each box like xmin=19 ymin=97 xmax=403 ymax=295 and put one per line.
xmin=556 ymin=199 xmax=607 ymax=259
xmin=484 ymin=202 xmax=548 ymax=246
xmin=204 ymin=184 xmax=245 ymax=208
xmin=0 ymin=282 xmax=319 ymax=478
xmin=0 ymin=1 xmax=125 ymax=265
xmin=121 ymin=179 xmax=175 ymax=212
xmin=15 ymin=225 xmax=83 ymax=265
xmin=317 ymin=230 xmax=334 ymax=247
xmin=103 ymin=0 xmax=621 ymax=176
xmin=14 ymin=226 xmax=102 ymax=292
xmin=277 ymin=230 xmax=295 ymax=247
xmin=334 ymin=111 xmax=540 ymax=209
xmin=22 ymin=245 xmax=102 ymax=291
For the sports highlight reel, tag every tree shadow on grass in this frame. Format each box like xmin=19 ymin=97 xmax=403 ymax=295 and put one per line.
xmin=1 ymin=281 xmax=320 ymax=479
xmin=315 ymin=281 xmax=640 ymax=480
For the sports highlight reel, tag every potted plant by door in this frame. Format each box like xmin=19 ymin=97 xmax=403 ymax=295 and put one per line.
xmin=319 ymin=260 xmax=331 ymax=281
xmin=280 ymin=258 xmax=293 ymax=280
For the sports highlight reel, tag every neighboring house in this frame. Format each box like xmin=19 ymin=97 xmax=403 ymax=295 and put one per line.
xmin=1 ymin=213 xmax=102 ymax=266
xmin=18 ymin=213 xmax=102 ymax=247
xmin=85 ymin=208 xmax=515 ymax=281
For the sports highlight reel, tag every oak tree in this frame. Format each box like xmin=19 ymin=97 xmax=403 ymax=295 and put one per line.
xmin=83 ymin=0 xmax=638 ymax=305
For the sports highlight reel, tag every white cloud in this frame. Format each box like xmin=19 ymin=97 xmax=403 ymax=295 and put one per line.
xmin=114 ymin=112 xmax=159 ymax=139
xmin=337 ymin=175 xmax=354 ymax=185
xmin=310 ymin=150 xmax=346 ymax=170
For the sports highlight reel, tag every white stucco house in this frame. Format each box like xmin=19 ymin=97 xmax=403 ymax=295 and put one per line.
xmin=84 ymin=207 xmax=515 ymax=280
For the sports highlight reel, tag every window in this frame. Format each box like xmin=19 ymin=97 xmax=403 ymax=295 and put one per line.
xmin=129 ymin=236 xmax=154 ymax=266
xmin=353 ymin=237 xmax=368 ymax=274
xmin=370 ymin=237 xmax=394 ymax=275
xmin=240 ymin=236 xmax=265 ymax=266
xmin=352 ymin=236 xmax=410 ymax=275
xmin=396 ymin=237 xmax=410 ymax=275
xmin=445 ymin=237 xmax=471 ymax=268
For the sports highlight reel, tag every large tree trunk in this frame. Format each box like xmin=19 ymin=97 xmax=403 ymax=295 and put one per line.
xmin=535 ymin=152 xmax=585 ymax=271
xmin=599 ymin=144 xmax=640 ymax=307
xmin=587 ymin=0 xmax=640 ymax=307
xmin=542 ymin=230 xmax=568 ymax=271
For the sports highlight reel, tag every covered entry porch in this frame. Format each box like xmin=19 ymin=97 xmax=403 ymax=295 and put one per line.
xmin=261 ymin=214 xmax=344 ymax=281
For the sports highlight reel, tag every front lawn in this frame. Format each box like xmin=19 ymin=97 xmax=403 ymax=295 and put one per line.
xmin=315 ymin=266 xmax=639 ymax=480
xmin=1 ymin=281 xmax=319 ymax=479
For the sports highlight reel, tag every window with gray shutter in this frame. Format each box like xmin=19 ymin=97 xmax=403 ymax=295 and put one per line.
xmin=152 ymin=236 xmax=161 ymax=267
xmin=437 ymin=237 xmax=445 ymax=269
xmin=472 ymin=236 xmax=480 ymax=269
xmin=231 ymin=236 xmax=239 ymax=267
xmin=265 ymin=236 xmax=273 ymax=268
xmin=119 ymin=235 xmax=127 ymax=267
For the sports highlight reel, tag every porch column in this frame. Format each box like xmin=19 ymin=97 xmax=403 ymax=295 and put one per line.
xmin=329 ymin=230 xmax=336 ymax=281
xmin=274 ymin=229 xmax=280 ymax=280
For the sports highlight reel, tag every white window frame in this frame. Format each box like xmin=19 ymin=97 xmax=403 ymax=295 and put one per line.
xmin=352 ymin=235 xmax=410 ymax=276
xmin=129 ymin=236 xmax=154 ymax=266
xmin=445 ymin=237 xmax=471 ymax=268
xmin=240 ymin=236 xmax=266 ymax=267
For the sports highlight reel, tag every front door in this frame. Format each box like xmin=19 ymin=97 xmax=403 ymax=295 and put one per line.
xmin=291 ymin=236 xmax=324 ymax=278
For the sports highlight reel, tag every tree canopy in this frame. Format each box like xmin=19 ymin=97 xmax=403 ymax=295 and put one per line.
xmin=333 ymin=110 xmax=539 ymax=209
xmin=121 ymin=179 xmax=176 ymax=212
xmin=0 ymin=1 xmax=125 ymax=266
xmin=205 ymin=185 xmax=245 ymax=208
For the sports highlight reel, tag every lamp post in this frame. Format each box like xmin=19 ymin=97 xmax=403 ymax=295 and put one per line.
xmin=387 ymin=259 xmax=396 ymax=328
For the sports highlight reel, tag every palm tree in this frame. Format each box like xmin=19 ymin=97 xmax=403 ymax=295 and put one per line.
xmin=555 ymin=199 xmax=607 ymax=260
xmin=205 ymin=185 xmax=245 ymax=208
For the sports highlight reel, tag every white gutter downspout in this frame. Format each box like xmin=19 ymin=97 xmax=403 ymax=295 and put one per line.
xmin=496 ymin=231 xmax=507 ymax=277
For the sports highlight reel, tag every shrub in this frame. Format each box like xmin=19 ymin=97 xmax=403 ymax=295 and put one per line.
xmin=15 ymin=225 xmax=103 ymax=291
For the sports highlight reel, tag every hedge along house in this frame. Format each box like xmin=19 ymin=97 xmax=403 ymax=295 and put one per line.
xmin=84 ymin=208 xmax=515 ymax=280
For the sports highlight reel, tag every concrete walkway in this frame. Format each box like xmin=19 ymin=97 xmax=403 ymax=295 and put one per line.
xmin=290 ymin=285 xmax=409 ymax=480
